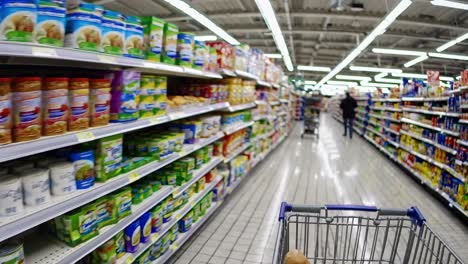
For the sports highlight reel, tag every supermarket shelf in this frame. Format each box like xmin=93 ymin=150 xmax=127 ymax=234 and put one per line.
xmin=0 ymin=42 xmax=222 ymax=79
xmin=401 ymin=108 xmax=460 ymax=117
xmin=0 ymin=102 xmax=229 ymax=163
xmin=368 ymin=120 xmax=380 ymax=127
xmin=24 ymin=186 xmax=172 ymax=264
xmin=400 ymin=130 xmax=457 ymax=155
xmin=382 ymin=126 xmax=400 ymax=135
xmin=224 ymin=142 xmax=252 ymax=163
xmin=278 ymin=111 xmax=288 ymax=116
xmin=280 ymin=99 xmax=289 ymax=103
xmin=401 ymin=118 xmax=459 ymax=137
xmin=253 ymin=130 xmax=274 ymax=141
xmin=372 ymin=98 xmax=401 ymax=102
xmin=402 ymin=97 xmax=449 ymax=102
xmin=257 ymin=79 xmax=272 ymax=88
xmin=357 ymin=109 xmax=367 ymax=114
xmin=255 ymin=100 xmax=268 ymax=105
xmin=387 ymin=139 xmax=400 ymax=148
xmin=221 ymin=102 xmax=256 ymax=112
xmin=219 ymin=69 xmax=236 ymax=77
xmin=223 ymin=121 xmax=254 ymax=135
xmin=152 ymin=201 xmax=222 ymax=264
xmin=234 ymin=70 xmax=258 ymax=80
xmin=366 ymin=127 xmax=386 ymax=139
xmin=269 ymin=101 xmax=281 ymax=106
xmin=457 ymin=139 xmax=468 ymax=147
xmin=370 ymin=106 xmax=402 ymax=112
xmin=459 ymin=119 xmax=468 ymax=124
xmin=461 ymin=104 xmax=468 ymax=109
xmin=0 ymin=132 xmax=224 ymax=242
xmin=364 ymin=135 xmax=396 ymax=161
xmin=272 ymin=83 xmax=280 ymax=89
xmin=396 ymin=160 xmax=467 ymax=218
xmin=369 ymin=113 xmax=401 ymax=123
xmin=253 ymin=114 xmax=273 ymax=121
xmin=460 ymin=86 xmax=468 ymax=91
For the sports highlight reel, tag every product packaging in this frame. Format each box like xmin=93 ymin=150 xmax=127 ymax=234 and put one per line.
xmin=95 ymin=196 xmax=117 ymax=229
xmin=193 ymin=40 xmax=208 ymax=69
xmin=0 ymin=78 xmax=13 ymax=144
xmin=124 ymin=16 xmax=144 ymax=58
xmin=139 ymin=212 xmax=152 ymax=243
xmin=162 ymin=23 xmax=178 ymax=64
xmin=55 ymin=203 xmax=98 ymax=246
xmin=141 ymin=16 xmax=165 ymax=62
xmin=113 ymin=187 xmax=132 ymax=219
xmin=91 ymin=238 xmax=117 ymax=264
xmin=70 ymin=150 xmax=95 ymax=189
xmin=101 ymin=10 xmax=125 ymax=55
xmin=68 ymin=78 xmax=90 ymax=131
xmin=35 ymin=2 xmax=66 ymax=46
xmin=176 ymin=32 xmax=194 ymax=67
xmin=20 ymin=168 xmax=51 ymax=206
xmin=43 ymin=77 xmax=68 ymax=136
xmin=110 ymin=70 xmax=140 ymax=122
xmin=65 ymin=3 xmax=102 ymax=52
xmin=0 ymin=239 xmax=25 ymax=264
xmin=89 ymin=79 xmax=111 ymax=127
xmin=0 ymin=175 xmax=23 ymax=217
xmin=13 ymin=77 xmax=42 ymax=142
xmin=0 ymin=0 xmax=37 ymax=42
xmin=95 ymin=134 xmax=123 ymax=182
xmin=48 ymin=161 xmax=76 ymax=195
xmin=124 ymin=220 xmax=141 ymax=253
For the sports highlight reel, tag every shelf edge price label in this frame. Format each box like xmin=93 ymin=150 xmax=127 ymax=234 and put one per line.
xmin=125 ymin=256 xmax=134 ymax=264
xmin=151 ymin=234 xmax=159 ymax=243
xmin=32 ymin=47 xmax=57 ymax=57
xmin=97 ymin=55 xmax=117 ymax=64
xmin=128 ymin=172 xmax=139 ymax=183
xmin=76 ymin=131 xmax=95 ymax=142
xmin=171 ymin=243 xmax=179 ymax=250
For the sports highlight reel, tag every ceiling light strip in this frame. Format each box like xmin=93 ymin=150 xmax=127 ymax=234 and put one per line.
xmin=297 ymin=65 xmax=331 ymax=72
xmin=404 ymin=55 xmax=428 ymax=67
xmin=336 ymin=75 xmax=372 ymax=81
xmin=164 ymin=0 xmax=239 ymax=45
xmin=430 ymin=0 xmax=468 ymax=10
xmin=350 ymin=66 xmax=403 ymax=73
xmin=255 ymin=0 xmax=293 ymax=71
xmin=315 ymin=0 xmax=412 ymax=87
xmin=372 ymin=48 xmax=426 ymax=57
xmin=436 ymin=32 xmax=468 ymax=52
xmin=428 ymin=52 xmax=468 ymax=61
xmin=392 ymin=72 xmax=455 ymax=81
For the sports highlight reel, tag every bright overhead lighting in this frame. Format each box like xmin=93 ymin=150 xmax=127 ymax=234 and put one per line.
xmin=164 ymin=0 xmax=239 ymax=45
xmin=456 ymin=76 xmax=461 ymax=80
xmin=336 ymin=75 xmax=371 ymax=81
xmin=404 ymin=55 xmax=428 ymax=67
xmin=361 ymin=81 xmax=398 ymax=88
xmin=315 ymin=0 xmax=412 ymax=88
xmin=374 ymin=72 xmax=388 ymax=79
xmin=304 ymin=80 xmax=317 ymax=85
xmin=428 ymin=52 xmax=468 ymax=61
xmin=436 ymin=33 xmax=468 ymax=52
xmin=431 ymin=0 xmax=468 ymax=10
xmin=297 ymin=65 xmax=331 ymax=72
xmin=321 ymin=84 xmax=348 ymax=90
xmin=264 ymin=53 xmax=282 ymax=58
xmin=327 ymin=80 xmax=358 ymax=86
xmin=194 ymin=35 xmax=217 ymax=41
xmin=375 ymin=77 xmax=402 ymax=84
xmin=350 ymin=66 xmax=403 ymax=73
xmin=392 ymin=72 xmax=455 ymax=81
xmin=255 ymin=0 xmax=293 ymax=71
xmin=356 ymin=85 xmax=377 ymax=90
xmin=304 ymin=85 xmax=318 ymax=90
xmin=372 ymin=48 xmax=426 ymax=57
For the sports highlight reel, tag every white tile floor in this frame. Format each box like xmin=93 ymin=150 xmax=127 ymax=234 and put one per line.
xmin=168 ymin=114 xmax=468 ymax=264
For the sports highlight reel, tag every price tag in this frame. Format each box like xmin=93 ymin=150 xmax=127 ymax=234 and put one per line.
xmin=151 ymin=234 xmax=159 ymax=243
xmin=169 ymin=112 xmax=185 ymax=120
xmin=176 ymin=213 xmax=182 ymax=219
xmin=128 ymin=172 xmax=139 ymax=183
xmin=190 ymin=200 xmax=196 ymax=207
xmin=171 ymin=243 xmax=179 ymax=250
xmin=76 ymin=131 xmax=95 ymax=142
xmin=97 ymin=55 xmax=117 ymax=64
xmin=32 ymin=47 xmax=57 ymax=57
xmin=125 ymin=256 xmax=134 ymax=264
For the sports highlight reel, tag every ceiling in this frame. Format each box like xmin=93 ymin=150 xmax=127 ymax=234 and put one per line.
xmin=93 ymin=0 xmax=468 ymax=81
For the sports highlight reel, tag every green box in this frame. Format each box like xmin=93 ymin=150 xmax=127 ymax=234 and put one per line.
xmin=95 ymin=135 xmax=123 ymax=182
xmin=162 ymin=23 xmax=178 ymax=64
xmin=95 ymin=196 xmax=117 ymax=229
xmin=142 ymin=16 xmax=165 ymax=62
xmin=56 ymin=203 xmax=98 ymax=247
xmin=112 ymin=187 xmax=132 ymax=220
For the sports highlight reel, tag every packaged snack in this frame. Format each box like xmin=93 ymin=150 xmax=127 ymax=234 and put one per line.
xmin=0 ymin=175 xmax=23 ymax=217
xmin=0 ymin=0 xmax=36 ymax=42
xmin=124 ymin=16 xmax=144 ymax=58
xmin=57 ymin=203 xmax=98 ymax=246
xmin=101 ymin=10 xmax=124 ymax=55
xmin=70 ymin=150 xmax=95 ymax=189
xmin=124 ymin=220 xmax=140 ymax=253
xmin=115 ymin=231 xmax=125 ymax=259
xmin=65 ymin=3 xmax=102 ymax=52
xmin=95 ymin=134 xmax=123 ymax=182
xmin=91 ymin=238 xmax=116 ymax=264
xmin=113 ymin=187 xmax=132 ymax=220
xmin=135 ymin=250 xmax=151 ymax=264
xmin=151 ymin=204 xmax=163 ymax=233
xmin=89 ymin=79 xmax=111 ymax=127
xmin=153 ymin=76 xmax=167 ymax=116
xmin=139 ymin=212 xmax=152 ymax=243
xmin=207 ymin=41 xmax=234 ymax=71
xmin=68 ymin=78 xmax=89 ymax=131
xmin=160 ymin=233 xmax=170 ymax=255
xmin=141 ymin=16 xmax=165 ymax=62
xmin=0 ymin=78 xmax=12 ymax=144
xmin=162 ymin=23 xmax=178 ymax=64
xmin=193 ymin=40 xmax=207 ymax=69
xmin=20 ymin=168 xmax=51 ymax=206
xmin=162 ymin=196 xmax=173 ymax=223
xmin=192 ymin=205 xmax=200 ymax=223
xmin=170 ymin=224 xmax=178 ymax=243
xmin=43 ymin=77 xmax=68 ymax=136
xmin=149 ymin=239 xmax=162 ymax=260
xmin=48 ymin=161 xmax=76 ymax=196
xmin=0 ymin=239 xmax=25 ymax=264
xmin=110 ymin=70 xmax=140 ymax=122
xmin=13 ymin=77 xmax=42 ymax=142
xmin=131 ymin=185 xmax=144 ymax=205
xmin=179 ymin=211 xmax=193 ymax=233
xmin=95 ymin=196 xmax=117 ymax=229
xmin=35 ymin=2 xmax=66 ymax=46
xmin=176 ymin=32 xmax=194 ymax=67
xmin=192 ymin=149 xmax=204 ymax=169
xmin=208 ymin=47 xmax=218 ymax=72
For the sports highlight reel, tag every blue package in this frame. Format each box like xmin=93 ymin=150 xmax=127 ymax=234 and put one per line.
xmin=35 ymin=3 xmax=65 ymax=46
xmin=124 ymin=220 xmax=141 ymax=253
xmin=70 ymin=150 xmax=95 ymax=189
xmin=139 ymin=212 xmax=152 ymax=243
xmin=101 ymin=10 xmax=125 ymax=55
xmin=0 ymin=0 xmax=37 ymax=42
xmin=124 ymin=15 xmax=144 ymax=58
xmin=65 ymin=3 xmax=102 ymax=52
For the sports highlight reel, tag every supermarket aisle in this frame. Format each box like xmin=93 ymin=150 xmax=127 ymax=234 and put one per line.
xmin=169 ymin=114 xmax=468 ymax=264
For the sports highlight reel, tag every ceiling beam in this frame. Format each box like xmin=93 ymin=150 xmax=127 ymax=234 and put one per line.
xmin=163 ymin=11 xmax=467 ymax=31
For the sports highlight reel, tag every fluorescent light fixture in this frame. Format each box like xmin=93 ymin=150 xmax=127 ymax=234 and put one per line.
xmin=194 ymin=35 xmax=217 ymax=41
xmin=374 ymin=72 xmax=388 ymax=79
xmin=456 ymin=76 xmax=461 ymax=80
xmin=327 ymin=80 xmax=358 ymax=86
xmin=297 ymin=65 xmax=331 ymax=72
xmin=304 ymin=80 xmax=317 ymax=85
xmin=392 ymin=72 xmax=455 ymax=81
xmin=431 ymin=0 xmax=468 ymax=10
xmin=428 ymin=52 xmax=468 ymax=61
xmin=436 ymin=33 xmax=468 ymax=52
xmin=264 ymin=53 xmax=282 ymax=58
xmin=375 ymin=77 xmax=402 ymax=84
xmin=372 ymin=48 xmax=426 ymax=57
xmin=404 ymin=55 xmax=428 ymax=67
xmin=336 ymin=75 xmax=371 ymax=81
xmin=350 ymin=66 xmax=403 ymax=73
xmin=381 ymin=88 xmax=391 ymax=94
xmin=361 ymin=81 xmax=398 ymax=88
xmin=255 ymin=0 xmax=293 ymax=71
xmin=164 ymin=0 xmax=239 ymax=45
xmin=304 ymin=85 xmax=318 ymax=90
xmin=315 ymin=0 xmax=412 ymax=88
xmin=321 ymin=84 xmax=348 ymax=89
xmin=356 ymin=85 xmax=377 ymax=90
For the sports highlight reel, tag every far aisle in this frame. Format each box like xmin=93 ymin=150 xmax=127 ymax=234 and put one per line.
xmin=169 ymin=114 xmax=468 ymax=264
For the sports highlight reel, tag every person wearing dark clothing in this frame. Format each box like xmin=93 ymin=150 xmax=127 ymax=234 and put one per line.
xmin=340 ymin=92 xmax=358 ymax=139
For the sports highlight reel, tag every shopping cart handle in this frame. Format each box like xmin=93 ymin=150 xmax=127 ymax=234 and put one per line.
xmin=279 ymin=202 xmax=292 ymax=221
xmin=326 ymin=204 xmax=378 ymax=212
xmin=407 ymin=206 xmax=426 ymax=226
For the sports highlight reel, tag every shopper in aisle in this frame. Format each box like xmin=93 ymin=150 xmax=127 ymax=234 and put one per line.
xmin=340 ymin=92 xmax=357 ymax=139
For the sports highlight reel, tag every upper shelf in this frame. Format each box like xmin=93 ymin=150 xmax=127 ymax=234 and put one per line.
xmin=0 ymin=42 xmax=222 ymax=79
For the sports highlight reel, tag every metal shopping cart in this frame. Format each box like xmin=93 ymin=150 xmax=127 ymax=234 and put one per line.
xmin=273 ymin=202 xmax=465 ymax=264
xmin=301 ymin=97 xmax=321 ymax=138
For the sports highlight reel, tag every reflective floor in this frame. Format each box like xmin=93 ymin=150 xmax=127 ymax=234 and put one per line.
xmin=168 ymin=114 xmax=468 ymax=264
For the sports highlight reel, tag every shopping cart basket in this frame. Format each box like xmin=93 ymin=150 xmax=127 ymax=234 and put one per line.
xmin=273 ymin=202 xmax=465 ymax=264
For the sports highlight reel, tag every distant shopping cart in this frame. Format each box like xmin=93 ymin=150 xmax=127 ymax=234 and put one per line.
xmin=302 ymin=97 xmax=321 ymax=138
xmin=273 ymin=202 xmax=465 ymax=264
